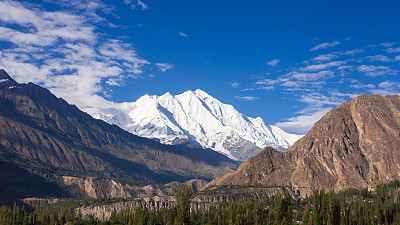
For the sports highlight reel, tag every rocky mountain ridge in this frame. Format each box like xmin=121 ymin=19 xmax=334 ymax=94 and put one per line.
xmin=207 ymin=94 xmax=400 ymax=192
xmin=0 ymin=69 xmax=237 ymax=204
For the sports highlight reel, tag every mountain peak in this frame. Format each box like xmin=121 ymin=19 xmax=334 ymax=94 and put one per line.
xmin=181 ymin=90 xmax=196 ymax=96
xmin=86 ymin=89 xmax=302 ymax=161
xmin=194 ymin=89 xmax=209 ymax=97
xmin=0 ymin=69 xmax=19 ymax=87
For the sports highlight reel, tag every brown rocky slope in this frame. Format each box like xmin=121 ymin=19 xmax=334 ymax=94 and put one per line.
xmin=208 ymin=94 xmax=400 ymax=192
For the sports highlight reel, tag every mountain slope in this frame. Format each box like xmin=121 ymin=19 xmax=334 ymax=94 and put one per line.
xmin=208 ymin=94 xmax=400 ymax=192
xmin=0 ymin=69 xmax=237 ymax=185
xmin=85 ymin=89 xmax=302 ymax=161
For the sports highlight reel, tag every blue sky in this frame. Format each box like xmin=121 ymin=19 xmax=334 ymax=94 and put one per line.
xmin=0 ymin=0 xmax=400 ymax=134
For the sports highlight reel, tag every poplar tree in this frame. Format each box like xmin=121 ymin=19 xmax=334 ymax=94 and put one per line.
xmin=176 ymin=182 xmax=193 ymax=225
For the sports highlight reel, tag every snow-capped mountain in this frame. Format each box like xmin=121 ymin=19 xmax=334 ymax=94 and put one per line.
xmin=84 ymin=89 xmax=302 ymax=161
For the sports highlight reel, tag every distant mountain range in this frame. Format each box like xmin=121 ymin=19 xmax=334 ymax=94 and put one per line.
xmin=208 ymin=94 xmax=400 ymax=194
xmin=85 ymin=89 xmax=302 ymax=161
xmin=0 ymin=69 xmax=237 ymax=204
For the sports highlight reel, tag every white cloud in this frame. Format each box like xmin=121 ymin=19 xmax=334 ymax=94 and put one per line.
xmin=301 ymin=61 xmax=345 ymax=71
xmin=310 ymin=41 xmax=341 ymax=51
xmin=370 ymin=81 xmax=400 ymax=95
xmin=0 ymin=0 xmax=149 ymax=109
xmin=386 ymin=47 xmax=400 ymax=54
xmin=137 ymin=0 xmax=149 ymax=9
xmin=49 ymin=0 xmax=109 ymax=13
xmin=230 ymin=82 xmax=239 ymax=88
xmin=276 ymin=92 xmax=348 ymax=134
xmin=312 ymin=54 xmax=338 ymax=62
xmin=255 ymin=79 xmax=279 ymax=85
xmin=0 ymin=1 xmax=96 ymax=46
xmin=290 ymin=70 xmax=334 ymax=81
xmin=155 ymin=63 xmax=174 ymax=72
xmin=123 ymin=0 xmax=148 ymax=10
xmin=298 ymin=93 xmax=343 ymax=107
xmin=342 ymin=49 xmax=364 ymax=55
xmin=395 ymin=55 xmax=400 ymax=61
xmin=267 ymin=59 xmax=280 ymax=66
xmin=275 ymin=108 xmax=331 ymax=134
xmin=357 ymin=65 xmax=398 ymax=76
xmin=366 ymin=55 xmax=392 ymax=62
xmin=350 ymin=84 xmax=376 ymax=89
xmin=178 ymin=32 xmax=188 ymax=37
xmin=255 ymin=70 xmax=335 ymax=90
xmin=381 ymin=42 xmax=395 ymax=47
xmin=378 ymin=81 xmax=400 ymax=89
xmin=258 ymin=86 xmax=275 ymax=90
xmin=333 ymin=92 xmax=360 ymax=99
xmin=235 ymin=96 xmax=259 ymax=101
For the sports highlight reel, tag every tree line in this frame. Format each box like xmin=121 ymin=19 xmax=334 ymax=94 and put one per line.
xmin=1 ymin=180 xmax=400 ymax=224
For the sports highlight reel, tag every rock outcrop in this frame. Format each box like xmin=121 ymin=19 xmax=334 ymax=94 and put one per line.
xmin=62 ymin=176 xmax=131 ymax=199
xmin=208 ymin=94 xmax=400 ymax=192
xmin=21 ymin=198 xmax=60 ymax=208
xmin=163 ymin=179 xmax=208 ymax=195
xmin=59 ymin=176 xmax=209 ymax=199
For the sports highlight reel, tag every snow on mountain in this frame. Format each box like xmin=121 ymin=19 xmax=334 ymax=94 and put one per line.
xmin=84 ymin=89 xmax=302 ymax=161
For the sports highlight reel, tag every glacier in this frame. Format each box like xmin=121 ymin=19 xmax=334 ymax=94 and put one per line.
xmin=84 ymin=89 xmax=302 ymax=161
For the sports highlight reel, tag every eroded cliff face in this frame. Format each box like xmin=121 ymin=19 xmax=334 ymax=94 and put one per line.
xmin=208 ymin=94 xmax=400 ymax=192
xmin=75 ymin=187 xmax=301 ymax=221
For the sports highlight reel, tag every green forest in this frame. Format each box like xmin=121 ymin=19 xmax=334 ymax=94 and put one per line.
xmin=1 ymin=180 xmax=400 ymax=225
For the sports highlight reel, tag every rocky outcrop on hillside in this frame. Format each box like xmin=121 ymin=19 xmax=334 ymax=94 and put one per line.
xmin=208 ymin=94 xmax=400 ymax=192
xmin=163 ymin=179 xmax=208 ymax=195
xmin=21 ymin=198 xmax=60 ymax=209
xmin=62 ymin=176 xmax=131 ymax=199
xmin=60 ymin=176 xmax=209 ymax=199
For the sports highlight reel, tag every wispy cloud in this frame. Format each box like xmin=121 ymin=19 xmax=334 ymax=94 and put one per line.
xmin=370 ymin=81 xmax=400 ymax=96
xmin=381 ymin=42 xmax=395 ymax=48
xmin=275 ymin=108 xmax=332 ymax=134
xmin=342 ymin=49 xmax=364 ymax=56
xmin=301 ymin=61 xmax=345 ymax=71
xmin=267 ymin=59 xmax=280 ymax=66
xmin=312 ymin=54 xmax=338 ymax=62
xmin=178 ymin=32 xmax=188 ymax=37
xmin=245 ymin=38 xmax=400 ymax=134
xmin=366 ymin=55 xmax=392 ymax=62
xmin=298 ymin=93 xmax=343 ymax=107
xmin=230 ymin=82 xmax=240 ymax=88
xmin=235 ymin=96 xmax=259 ymax=101
xmin=275 ymin=93 xmax=345 ymax=133
xmin=386 ymin=47 xmax=400 ymax=54
xmin=357 ymin=65 xmax=398 ymax=76
xmin=123 ymin=0 xmax=148 ymax=10
xmin=310 ymin=41 xmax=341 ymax=51
xmin=0 ymin=0 xmax=149 ymax=108
xmin=350 ymin=83 xmax=376 ymax=89
xmin=378 ymin=81 xmax=400 ymax=89
xmin=291 ymin=70 xmax=334 ymax=81
xmin=155 ymin=63 xmax=174 ymax=72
